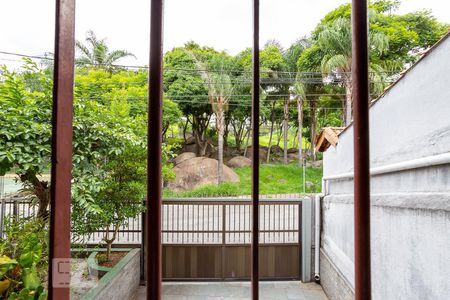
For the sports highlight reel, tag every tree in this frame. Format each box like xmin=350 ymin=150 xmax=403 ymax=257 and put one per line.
xmin=313 ymin=0 xmax=449 ymax=125
xmin=296 ymin=45 xmax=327 ymax=160
xmin=321 ymin=1 xmax=449 ymax=65
xmin=185 ymin=49 xmax=234 ymax=184
xmin=75 ymin=67 xmax=182 ymax=140
xmin=260 ymin=43 xmax=288 ymax=163
xmin=0 ymin=61 xmax=174 ymax=223
xmin=293 ymin=82 xmax=305 ymax=167
xmin=0 ymin=62 xmax=52 ymax=218
xmin=232 ymin=49 xmax=264 ymax=152
xmin=162 ymin=98 xmax=183 ymax=139
xmin=79 ymin=146 xmax=146 ymax=260
xmin=284 ymin=38 xmax=310 ymax=165
xmin=284 ymin=38 xmax=311 ymax=73
xmin=164 ymin=46 xmax=212 ymax=156
xmin=75 ymin=30 xmax=136 ymax=71
xmin=292 ymin=0 xmax=449 ymax=133
xmin=317 ymin=17 xmax=389 ymax=125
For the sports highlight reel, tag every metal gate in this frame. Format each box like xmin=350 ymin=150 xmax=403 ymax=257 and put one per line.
xmin=0 ymin=195 xmax=313 ymax=282
xmin=161 ymin=197 xmax=312 ymax=281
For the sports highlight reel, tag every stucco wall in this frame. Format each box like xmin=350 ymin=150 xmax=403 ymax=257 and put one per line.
xmin=320 ymin=35 xmax=450 ymax=300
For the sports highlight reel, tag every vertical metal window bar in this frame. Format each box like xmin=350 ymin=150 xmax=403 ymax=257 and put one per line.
xmin=147 ymin=0 xmax=164 ymax=299
xmin=352 ymin=0 xmax=372 ymax=299
xmin=48 ymin=0 xmax=76 ymax=299
xmin=251 ymin=0 xmax=260 ymax=299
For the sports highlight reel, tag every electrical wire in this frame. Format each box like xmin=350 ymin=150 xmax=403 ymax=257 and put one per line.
xmin=0 ymin=51 xmax=402 ymax=76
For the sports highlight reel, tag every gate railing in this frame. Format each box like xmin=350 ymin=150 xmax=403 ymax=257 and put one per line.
xmin=160 ymin=198 xmax=302 ymax=245
xmin=0 ymin=195 xmax=313 ymax=281
xmin=0 ymin=195 xmax=308 ymax=245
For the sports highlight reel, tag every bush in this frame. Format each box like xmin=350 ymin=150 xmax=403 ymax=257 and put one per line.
xmin=0 ymin=217 xmax=48 ymax=299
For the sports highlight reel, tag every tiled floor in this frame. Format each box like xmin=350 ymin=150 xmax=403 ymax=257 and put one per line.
xmin=134 ymin=281 xmax=328 ymax=300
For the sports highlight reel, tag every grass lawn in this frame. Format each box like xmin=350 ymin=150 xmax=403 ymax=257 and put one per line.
xmin=163 ymin=163 xmax=322 ymax=197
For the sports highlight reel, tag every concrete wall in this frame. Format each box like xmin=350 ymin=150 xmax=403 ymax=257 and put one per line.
xmin=320 ymin=35 xmax=450 ymax=300
xmin=82 ymin=249 xmax=140 ymax=300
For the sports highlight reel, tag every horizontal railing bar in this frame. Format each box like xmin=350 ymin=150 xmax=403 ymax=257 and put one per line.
xmin=2 ymin=198 xmax=305 ymax=204
xmin=162 ymin=229 xmax=300 ymax=234
xmin=162 ymin=230 xmax=298 ymax=233
xmin=163 ymin=243 xmax=300 ymax=246
xmin=162 ymin=198 xmax=304 ymax=203
xmin=1 ymin=197 xmax=303 ymax=247
xmin=86 ymin=230 xmax=141 ymax=233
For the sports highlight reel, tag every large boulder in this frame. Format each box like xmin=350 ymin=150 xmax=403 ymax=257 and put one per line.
xmin=312 ymin=160 xmax=323 ymax=168
xmin=288 ymin=152 xmax=299 ymax=161
xmin=269 ymin=145 xmax=283 ymax=155
xmin=226 ymin=156 xmax=252 ymax=168
xmin=245 ymin=146 xmax=268 ymax=162
xmin=287 ymin=148 xmax=298 ymax=154
xmin=174 ymin=152 xmax=196 ymax=166
xmin=169 ymin=157 xmax=240 ymax=191
xmin=306 ymin=160 xmax=323 ymax=168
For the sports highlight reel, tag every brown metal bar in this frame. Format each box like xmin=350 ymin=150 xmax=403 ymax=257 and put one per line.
xmin=251 ymin=0 xmax=260 ymax=298
xmin=221 ymin=204 xmax=226 ymax=278
xmin=352 ymin=0 xmax=371 ymax=299
xmin=48 ymin=0 xmax=76 ymax=299
xmin=147 ymin=0 xmax=164 ymax=298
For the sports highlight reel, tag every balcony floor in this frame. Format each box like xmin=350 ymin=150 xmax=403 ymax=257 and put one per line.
xmin=134 ymin=281 xmax=328 ymax=300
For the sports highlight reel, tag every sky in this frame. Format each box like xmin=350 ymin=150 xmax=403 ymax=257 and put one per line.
xmin=1 ymin=0 xmax=449 ymax=67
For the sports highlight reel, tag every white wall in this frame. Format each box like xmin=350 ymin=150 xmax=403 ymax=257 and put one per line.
xmin=321 ymin=35 xmax=450 ymax=300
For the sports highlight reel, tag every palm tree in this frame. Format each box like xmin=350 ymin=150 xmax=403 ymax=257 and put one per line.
xmin=76 ymin=30 xmax=136 ymax=71
xmin=186 ymin=50 xmax=233 ymax=184
xmin=318 ymin=17 xmax=389 ymax=125
xmin=293 ymin=81 xmax=306 ymax=168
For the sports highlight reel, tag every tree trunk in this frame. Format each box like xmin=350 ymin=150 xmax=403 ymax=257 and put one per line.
xmin=19 ymin=172 xmax=50 ymax=219
xmin=233 ymin=124 xmax=241 ymax=151
xmin=232 ymin=120 xmax=246 ymax=151
xmin=297 ymin=96 xmax=303 ymax=168
xmin=243 ymin=128 xmax=251 ymax=157
xmin=182 ymin=118 xmax=189 ymax=142
xmin=104 ymin=224 xmax=120 ymax=261
xmin=194 ymin=130 xmax=207 ymax=156
xmin=106 ymin=240 xmax=112 ymax=261
xmin=223 ymin=114 xmax=230 ymax=149
xmin=276 ymin=124 xmax=283 ymax=147
xmin=216 ymin=105 xmax=225 ymax=184
xmin=310 ymin=97 xmax=317 ymax=161
xmin=345 ymin=80 xmax=352 ymax=126
xmin=266 ymin=102 xmax=276 ymax=163
xmin=283 ymin=97 xmax=289 ymax=165
xmin=192 ymin=115 xmax=210 ymax=156
xmin=162 ymin=123 xmax=169 ymax=141
xmin=293 ymin=127 xmax=299 ymax=149
xmin=266 ymin=119 xmax=275 ymax=164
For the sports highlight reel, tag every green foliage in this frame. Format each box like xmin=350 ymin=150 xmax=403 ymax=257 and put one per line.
xmin=316 ymin=0 xmax=449 ymax=66
xmin=0 ymin=217 xmax=48 ymax=273
xmin=0 ymin=62 xmax=52 ymax=177
xmin=75 ymin=30 xmax=136 ymax=71
xmin=164 ymin=46 xmax=211 ymax=118
xmin=284 ymin=38 xmax=311 ymax=72
xmin=164 ymin=164 xmax=323 ymax=197
xmin=0 ymin=217 xmax=48 ymax=299
xmin=163 ymin=98 xmax=183 ymax=136
xmin=1 ymin=60 xmax=178 ymax=218
xmin=96 ymin=254 xmax=108 ymax=265
xmin=318 ymin=17 xmax=389 ymax=73
xmin=72 ymin=145 xmax=147 ymax=258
